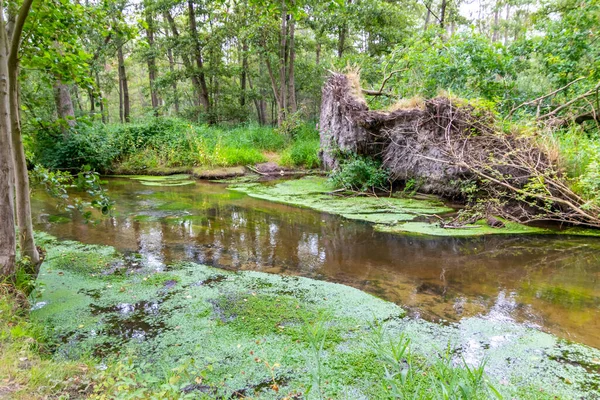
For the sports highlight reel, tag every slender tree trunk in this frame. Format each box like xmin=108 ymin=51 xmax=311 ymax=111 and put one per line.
xmin=492 ymin=6 xmax=500 ymax=42
xmin=240 ymin=39 xmax=248 ymax=107
xmin=9 ymin=65 xmax=39 ymax=267
xmin=439 ymin=0 xmax=447 ymax=29
xmin=53 ymin=80 xmax=76 ymax=129
xmin=187 ymin=0 xmax=210 ymax=115
xmin=145 ymin=8 xmax=159 ymax=114
xmin=89 ymin=88 xmax=95 ymax=112
xmin=166 ymin=45 xmax=179 ymax=115
xmin=0 ymin=5 xmax=16 ymax=276
xmin=337 ymin=0 xmax=352 ymax=58
xmin=117 ymin=45 xmax=130 ymax=122
xmin=248 ymin=73 xmax=266 ymax=125
xmin=165 ymin=11 xmax=202 ymax=109
xmin=287 ymin=14 xmax=297 ymax=114
xmin=424 ymin=0 xmax=432 ymax=30
xmin=504 ymin=5 xmax=510 ymax=46
xmin=277 ymin=0 xmax=287 ymax=126
xmin=316 ymin=41 xmax=321 ymax=65
xmin=94 ymin=71 xmax=107 ymax=124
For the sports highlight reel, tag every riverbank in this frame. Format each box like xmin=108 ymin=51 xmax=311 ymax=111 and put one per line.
xmin=4 ymin=233 xmax=599 ymax=399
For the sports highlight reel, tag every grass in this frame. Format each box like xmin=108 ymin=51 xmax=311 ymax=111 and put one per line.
xmin=32 ymin=118 xmax=321 ymax=173
xmin=0 ymin=285 xmax=94 ymax=399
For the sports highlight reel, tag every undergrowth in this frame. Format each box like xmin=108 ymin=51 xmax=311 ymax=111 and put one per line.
xmin=31 ymin=118 xmax=321 ymax=173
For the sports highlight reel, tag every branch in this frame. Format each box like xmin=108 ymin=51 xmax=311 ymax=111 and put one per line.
xmin=539 ymin=81 xmax=600 ymax=120
xmin=507 ymin=77 xmax=586 ymax=118
xmin=361 ymin=69 xmax=406 ymax=97
xmin=8 ymin=0 xmax=33 ymax=70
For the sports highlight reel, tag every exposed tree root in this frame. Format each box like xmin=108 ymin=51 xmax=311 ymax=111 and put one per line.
xmin=319 ymin=73 xmax=600 ymax=228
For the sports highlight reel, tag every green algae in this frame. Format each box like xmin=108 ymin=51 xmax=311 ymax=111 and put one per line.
xmin=116 ymin=174 xmax=196 ymax=187
xmin=31 ymin=236 xmax=600 ymax=399
xmin=228 ymin=177 xmax=550 ymax=237
xmin=375 ymin=219 xmax=547 ymax=236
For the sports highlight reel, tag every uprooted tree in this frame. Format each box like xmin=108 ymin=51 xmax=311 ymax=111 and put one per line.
xmin=319 ymin=73 xmax=600 ymax=228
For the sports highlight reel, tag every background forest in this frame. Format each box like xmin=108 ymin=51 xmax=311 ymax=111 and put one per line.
xmin=22 ymin=0 xmax=600 ymax=188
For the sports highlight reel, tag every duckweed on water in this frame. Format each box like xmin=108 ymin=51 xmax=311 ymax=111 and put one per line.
xmin=228 ymin=177 xmax=548 ymax=237
xmin=28 ymin=235 xmax=600 ymax=399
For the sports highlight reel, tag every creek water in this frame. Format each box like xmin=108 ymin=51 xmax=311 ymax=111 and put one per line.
xmin=31 ymin=177 xmax=600 ymax=349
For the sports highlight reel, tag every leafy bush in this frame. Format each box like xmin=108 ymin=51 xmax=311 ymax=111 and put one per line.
xmin=281 ymin=139 xmax=321 ymax=168
xmin=329 ymin=154 xmax=390 ymax=192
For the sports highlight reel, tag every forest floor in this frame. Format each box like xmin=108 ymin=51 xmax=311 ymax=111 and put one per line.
xmin=2 ymin=232 xmax=600 ymax=399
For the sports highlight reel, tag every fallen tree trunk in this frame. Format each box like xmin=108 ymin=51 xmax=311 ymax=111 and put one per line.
xmin=319 ymin=73 xmax=600 ymax=228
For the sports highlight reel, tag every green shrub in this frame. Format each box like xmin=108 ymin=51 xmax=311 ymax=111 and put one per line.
xmin=218 ymin=146 xmax=266 ymax=166
xmin=329 ymin=154 xmax=390 ymax=192
xmin=281 ymin=139 xmax=321 ymax=168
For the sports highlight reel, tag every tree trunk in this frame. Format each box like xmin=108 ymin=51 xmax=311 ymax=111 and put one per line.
xmin=248 ymin=73 xmax=266 ymax=125
xmin=287 ymin=14 xmax=297 ymax=114
xmin=424 ymin=0 xmax=431 ymax=30
xmin=240 ymin=39 xmax=248 ymax=107
xmin=117 ymin=45 xmax=130 ymax=122
xmin=277 ymin=0 xmax=287 ymax=126
xmin=187 ymin=0 xmax=210 ymax=114
xmin=166 ymin=46 xmax=179 ymax=115
xmin=504 ymin=5 xmax=510 ymax=46
xmin=165 ymin=11 xmax=202 ymax=109
xmin=9 ymin=64 xmax=39 ymax=267
xmin=492 ymin=6 xmax=499 ymax=42
xmin=439 ymin=0 xmax=447 ymax=29
xmin=145 ymin=8 xmax=159 ymax=114
xmin=94 ymin=71 xmax=107 ymax=124
xmin=0 ymin=7 xmax=15 ymax=277
xmin=53 ymin=80 xmax=76 ymax=129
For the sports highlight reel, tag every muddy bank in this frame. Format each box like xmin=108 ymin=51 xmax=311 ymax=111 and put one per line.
xmin=32 ymin=233 xmax=600 ymax=399
xmin=111 ymin=163 xmax=319 ymax=181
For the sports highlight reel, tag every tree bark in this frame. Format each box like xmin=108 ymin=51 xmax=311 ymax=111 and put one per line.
xmin=165 ymin=11 xmax=202 ymax=109
xmin=287 ymin=14 xmax=297 ymax=114
xmin=117 ymin=45 xmax=130 ymax=122
xmin=277 ymin=0 xmax=287 ymax=126
xmin=187 ymin=0 xmax=210 ymax=114
xmin=0 ymin=5 xmax=16 ymax=277
xmin=424 ymin=0 xmax=432 ymax=30
xmin=240 ymin=39 xmax=248 ymax=107
xmin=53 ymin=80 xmax=76 ymax=129
xmin=439 ymin=0 xmax=447 ymax=29
xmin=166 ymin=43 xmax=179 ymax=115
xmin=144 ymin=6 xmax=159 ymax=114
xmin=248 ymin=73 xmax=266 ymax=125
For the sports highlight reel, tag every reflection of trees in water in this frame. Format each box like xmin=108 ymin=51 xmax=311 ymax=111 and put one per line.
xmin=31 ymin=181 xmax=600 ymax=346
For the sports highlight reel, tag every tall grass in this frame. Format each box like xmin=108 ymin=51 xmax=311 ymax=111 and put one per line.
xmin=31 ymin=118 xmax=321 ymax=172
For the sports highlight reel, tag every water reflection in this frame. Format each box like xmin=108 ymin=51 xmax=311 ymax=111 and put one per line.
xmin=32 ymin=178 xmax=600 ymax=348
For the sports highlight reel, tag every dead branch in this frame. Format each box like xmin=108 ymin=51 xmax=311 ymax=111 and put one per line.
xmin=507 ymin=77 xmax=586 ymax=118
xmin=539 ymin=81 xmax=600 ymax=120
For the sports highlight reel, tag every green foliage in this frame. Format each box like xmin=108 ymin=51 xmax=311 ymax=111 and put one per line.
xmin=329 ymin=154 xmax=390 ymax=192
xmin=280 ymin=125 xmax=321 ymax=168
xmin=368 ymin=324 xmax=499 ymax=399
xmin=30 ymin=165 xmax=114 ymax=223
